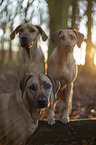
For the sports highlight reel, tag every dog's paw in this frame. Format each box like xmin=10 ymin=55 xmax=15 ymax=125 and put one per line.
xmin=61 ymin=116 xmax=69 ymax=124
xmin=47 ymin=117 xmax=55 ymax=125
xmin=61 ymin=109 xmax=70 ymax=124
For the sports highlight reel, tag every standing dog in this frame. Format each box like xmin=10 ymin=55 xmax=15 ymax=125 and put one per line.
xmin=47 ymin=29 xmax=84 ymax=125
xmin=10 ymin=23 xmax=48 ymax=79
xmin=0 ymin=74 xmax=60 ymax=145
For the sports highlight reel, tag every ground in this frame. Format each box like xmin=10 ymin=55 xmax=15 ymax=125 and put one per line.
xmin=0 ymin=66 xmax=96 ymax=144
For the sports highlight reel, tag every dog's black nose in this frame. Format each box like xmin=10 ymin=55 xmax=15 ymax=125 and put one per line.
xmin=34 ymin=94 xmax=48 ymax=108
xmin=21 ymin=35 xmax=28 ymax=41
xmin=20 ymin=34 xmax=29 ymax=48
xmin=38 ymin=96 xmax=47 ymax=104
xmin=37 ymin=94 xmax=48 ymax=108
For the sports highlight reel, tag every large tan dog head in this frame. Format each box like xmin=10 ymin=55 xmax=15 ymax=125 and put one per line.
xmin=51 ymin=29 xmax=84 ymax=54
xmin=10 ymin=23 xmax=48 ymax=49
xmin=20 ymin=74 xmax=60 ymax=109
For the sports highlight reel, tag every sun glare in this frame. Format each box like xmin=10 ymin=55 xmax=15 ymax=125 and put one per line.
xmin=73 ymin=42 xmax=86 ymax=65
xmin=94 ymin=53 xmax=96 ymax=65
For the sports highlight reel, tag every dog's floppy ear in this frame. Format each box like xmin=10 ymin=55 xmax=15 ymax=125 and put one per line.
xmin=47 ymin=74 xmax=61 ymax=95
xmin=73 ymin=29 xmax=84 ymax=48
xmin=51 ymin=30 xmax=62 ymax=48
xmin=35 ymin=25 xmax=48 ymax=41
xmin=19 ymin=75 xmax=32 ymax=98
xmin=10 ymin=25 xmax=22 ymax=40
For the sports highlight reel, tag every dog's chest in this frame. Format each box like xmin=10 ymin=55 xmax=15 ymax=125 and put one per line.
xmin=59 ymin=62 xmax=76 ymax=83
xmin=26 ymin=57 xmax=44 ymax=73
xmin=28 ymin=120 xmax=38 ymax=134
xmin=20 ymin=47 xmax=45 ymax=73
xmin=48 ymin=52 xmax=76 ymax=83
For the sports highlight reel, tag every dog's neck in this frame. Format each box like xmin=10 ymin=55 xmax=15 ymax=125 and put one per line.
xmin=31 ymin=107 xmax=41 ymax=122
xmin=57 ymin=46 xmax=74 ymax=65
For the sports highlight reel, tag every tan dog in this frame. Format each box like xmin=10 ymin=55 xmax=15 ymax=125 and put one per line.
xmin=0 ymin=74 xmax=60 ymax=145
xmin=47 ymin=29 xmax=84 ymax=125
xmin=10 ymin=23 xmax=48 ymax=79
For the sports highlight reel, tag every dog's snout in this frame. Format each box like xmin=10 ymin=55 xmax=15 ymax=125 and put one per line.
xmin=35 ymin=94 xmax=48 ymax=108
xmin=65 ymin=43 xmax=71 ymax=49
xmin=20 ymin=34 xmax=29 ymax=48
xmin=38 ymin=95 xmax=47 ymax=103
xmin=21 ymin=35 xmax=28 ymax=41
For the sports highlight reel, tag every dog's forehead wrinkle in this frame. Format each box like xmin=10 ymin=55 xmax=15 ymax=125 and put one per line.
xmin=27 ymin=74 xmax=45 ymax=86
xmin=62 ymin=30 xmax=76 ymax=37
xmin=27 ymin=76 xmax=38 ymax=85
xmin=38 ymin=75 xmax=45 ymax=84
xmin=21 ymin=24 xmax=38 ymax=32
xmin=37 ymin=74 xmax=52 ymax=85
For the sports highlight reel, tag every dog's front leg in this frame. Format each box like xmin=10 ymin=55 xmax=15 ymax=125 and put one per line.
xmin=61 ymin=82 xmax=73 ymax=124
xmin=47 ymin=91 xmax=55 ymax=125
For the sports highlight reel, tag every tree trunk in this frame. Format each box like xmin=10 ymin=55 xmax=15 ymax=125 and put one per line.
xmin=71 ymin=0 xmax=79 ymax=30
xmin=46 ymin=0 xmax=71 ymax=58
xmin=84 ymin=0 xmax=93 ymax=73
xmin=1 ymin=23 xmax=7 ymax=63
xmin=9 ymin=24 xmax=13 ymax=62
xmin=9 ymin=40 xmax=12 ymax=62
xmin=1 ymin=36 xmax=5 ymax=63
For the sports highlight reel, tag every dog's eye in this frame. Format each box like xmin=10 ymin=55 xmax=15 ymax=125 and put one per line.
xmin=29 ymin=84 xmax=37 ymax=91
xmin=44 ymin=82 xmax=51 ymax=89
xmin=70 ymin=35 xmax=75 ymax=40
xmin=30 ymin=28 xmax=35 ymax=33
xmin=19 ymin=28 xmax=23 ymax=32
xmin=60 ymin=36 xmax=65 ymax=40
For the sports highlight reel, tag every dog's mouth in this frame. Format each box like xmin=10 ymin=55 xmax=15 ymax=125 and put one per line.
xmin=20 ymin=39 xmax=29 ymax=48
xmin=20 ymin=34 xmax=30 ymax=48
xmin=65 ymin=48 xmax=73 ymax=53
xmin=35 ymin=104 xmax=48 ymax=109
xmin=20 ymin=37 xmax=36 ymax=56
xmin=20 ymin=38 xmax=31 ymax=56
xmin=34 ymin=101 xmax=48 ymax=109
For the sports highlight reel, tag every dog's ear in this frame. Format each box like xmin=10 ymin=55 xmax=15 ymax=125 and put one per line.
xmin=10 ymin=25 xmax=22 ymax=40
xmin=19 ymin=75 xmax=32 ymax=98
xmin=51 ymin=30 xmax=62 ymax=48
xmin=47 ymin=74 xmax=61 ymax=95
xmin=73 ymin=29 xmax=84 ymax=48
xmin=35 ymin=25 xmax=48 ymax=41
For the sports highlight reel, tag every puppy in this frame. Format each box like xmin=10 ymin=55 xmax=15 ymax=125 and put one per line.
xmin=10 ymin=23 xmax=48 ymax=79
xmin=47 ymin=29 xmax=84 ymax=125
xmin=0 ymin=74 xmax=60 ymax=145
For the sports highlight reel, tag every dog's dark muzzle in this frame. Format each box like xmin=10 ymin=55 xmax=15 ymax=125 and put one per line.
xmin=64 ymin=43 xmax=73 ymax=53
xmin=20 ymin=34 xmax=29 ymax=48
xmin=34 ymin=94 xmax=48 ymax=109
